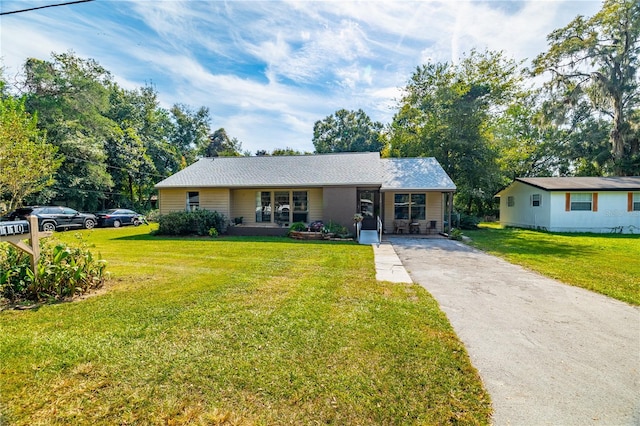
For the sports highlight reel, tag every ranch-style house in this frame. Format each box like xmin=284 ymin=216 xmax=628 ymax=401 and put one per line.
xmin=154 ymin=152 xmax=456 ymax=238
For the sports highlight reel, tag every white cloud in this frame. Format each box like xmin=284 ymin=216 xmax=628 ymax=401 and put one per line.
xmin=1 ymin=0 xmax=604 ymax=154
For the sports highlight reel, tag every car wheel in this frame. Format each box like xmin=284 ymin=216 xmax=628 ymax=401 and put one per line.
xmin=133 ymin=218 xmax=141 ymax=226
xmin=113 ymin=220 xmax=121 ymax=228
xmin=84 ymin=219 xmax=96 ymax=230
xmin=42 ymin=222 xmax=56 ymax=232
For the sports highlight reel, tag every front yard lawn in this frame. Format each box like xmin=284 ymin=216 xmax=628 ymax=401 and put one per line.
xmin=464 ymin=224 xmax=640 ymax=306
xmin=0 ymin=226 xmax=491 ymax=424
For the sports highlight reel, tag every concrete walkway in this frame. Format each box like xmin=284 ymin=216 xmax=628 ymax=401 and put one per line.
xmin=375 ymin=237 xmax=640 ymax=425
xmin=372 ymin=241 xmax=412 ymax=283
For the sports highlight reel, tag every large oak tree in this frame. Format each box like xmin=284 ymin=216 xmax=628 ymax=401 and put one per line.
xmin=533 ymin=0 xmax=640 ymax=175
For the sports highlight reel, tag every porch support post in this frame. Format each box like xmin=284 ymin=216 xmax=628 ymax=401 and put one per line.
xmin=448 ymin=191 xmax=453 ymax=232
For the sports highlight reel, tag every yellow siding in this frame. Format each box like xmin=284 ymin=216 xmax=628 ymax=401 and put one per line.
xmin=158 ymin=188 xmax=230 ymax=218
xmin=201 ymin=189 xmax=231 ymax=217
xmin=158 ymin=188 xmax=187 ymax=214
xmin=383 ymin=193 xmax=395 ymax=233
xmin=308 ymin=188 xmax=323 ymax=222
xmin=231 ymin=189 xmax=258 ymax=224
xmin=426 ymin=192 xmax=443 ymax=230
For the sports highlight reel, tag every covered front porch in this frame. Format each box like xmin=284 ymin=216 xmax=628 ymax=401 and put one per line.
xmin=357 ymin=190 xmax=455 ymax=236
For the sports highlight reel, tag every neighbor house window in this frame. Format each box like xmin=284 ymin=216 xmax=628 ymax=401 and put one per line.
xmin=394 ymin=193 xmax=426 ymax=220
xmin=531 ymin=194 xmax=541 ymax=207
xmin=631 ymin=193 xmax=640 ymax=212
xmin=507 ymin=196 xmax=515 ymax=207
xmin=569 ymin=193 xmax=593 ymax=211
xmin=292 ymin=191 xmax=308 ymax=222
xmin=187 ymin=191 xmax=199 ymax=211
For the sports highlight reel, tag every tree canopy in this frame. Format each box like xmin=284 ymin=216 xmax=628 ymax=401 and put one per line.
xmin=533 ymin=0 xmax=640 ymax=175
xmin=313 ymin=109 xmax=384 ymax=153
xmin=388 ymin=50 xmax=525 ymax=214
xmin=0 ymin=96 xmax=61 ymax=211
xmin=1 ymin=52 xmax=243 ymax=213
xmin=203 ymin=128 xmax=244 ymax=157
xmin=2 ymin=0 xmax=637 ymax=217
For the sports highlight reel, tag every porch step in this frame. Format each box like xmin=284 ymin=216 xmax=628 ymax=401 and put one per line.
xmin=359 ymin=230 xmax=380 ymax=245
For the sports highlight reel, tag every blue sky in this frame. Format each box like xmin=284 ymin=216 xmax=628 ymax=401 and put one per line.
xmin=1 ymin=0 xmax=602 ymax=154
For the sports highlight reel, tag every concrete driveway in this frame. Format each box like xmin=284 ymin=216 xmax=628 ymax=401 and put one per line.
xmin=388 ymin=237 xmax=640 ymax=425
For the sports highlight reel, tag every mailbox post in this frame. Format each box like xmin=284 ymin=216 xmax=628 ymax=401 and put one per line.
xmin=0 ymin=216 xmax=51 ymax=277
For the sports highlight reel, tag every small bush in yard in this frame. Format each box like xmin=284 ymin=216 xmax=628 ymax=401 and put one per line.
xmin=157 ymin=209 xmax=227 ymax=236
xmin=288 ymin=222 xmax=308 ymax=233
xmin=0 ymin=239 xmax=107 ymax=303
xmin=459 ymin=213 xmax=481 ymax=230
xmin=448 ymin=228 xmax=464 ymax=240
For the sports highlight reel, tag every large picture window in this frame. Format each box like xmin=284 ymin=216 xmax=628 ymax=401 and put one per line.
xmin=394 ymin=193 xmax=426 ymax=220
xmin=256 ymin=190 xmax=307 ymax=224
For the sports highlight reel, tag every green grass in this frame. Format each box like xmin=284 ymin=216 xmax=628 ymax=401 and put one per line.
xmin=0 ymin=226 xmax=491 ymax=425
xmin=464 ymin=224 xmax=640 ymax=305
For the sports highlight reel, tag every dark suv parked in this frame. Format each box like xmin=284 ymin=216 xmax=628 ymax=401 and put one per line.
xmin=4 ymin=206 xmax=97 ymax=232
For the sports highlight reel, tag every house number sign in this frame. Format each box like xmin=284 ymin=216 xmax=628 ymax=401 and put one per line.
xmin=0 ymin=220 xmax=30 ymax=237
xmin=0 ymin=216 xmax=51 ymax=278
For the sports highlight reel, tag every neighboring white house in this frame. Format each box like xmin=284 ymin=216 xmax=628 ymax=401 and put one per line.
xmin=496 ymin=177 xmax=640 ymax=234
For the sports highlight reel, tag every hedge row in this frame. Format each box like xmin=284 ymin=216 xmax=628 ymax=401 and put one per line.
xmin=157 ymin=209 xmax=227 ymax=236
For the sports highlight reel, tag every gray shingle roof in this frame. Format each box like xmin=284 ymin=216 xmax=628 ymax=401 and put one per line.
xmin=155 ymin=152 xmax=457 ymax=191
xmin=515 ymin=177 xmax=640 ymax=191
xmin=155 ymin=152 xmax=384 ymax=188
xmin=381 ymin=158 xmax=456 ymax=191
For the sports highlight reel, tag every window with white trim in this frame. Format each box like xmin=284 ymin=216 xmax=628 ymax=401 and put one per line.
xmin=507 ymin=196 xmax=514 ymax=207
xmin=187 ymin=191 xmax=199 ymax=211
xmin=633 ymin=193 xmax=640 ymax=211
xmin=531 ymin=194 xmax=541 ymax=207
xmin=570 ymin=193 xmax=592 ymax=211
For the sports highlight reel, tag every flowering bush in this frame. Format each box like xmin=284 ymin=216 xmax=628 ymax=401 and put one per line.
xmin=309 ymin=221 xmax=324 ymax=232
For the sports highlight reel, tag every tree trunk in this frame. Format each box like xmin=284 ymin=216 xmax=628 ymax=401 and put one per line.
xmin=128 ymin=174 xmax=134 ymax=203
xmin=611 ymin=94 xmax=626 ymax=174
